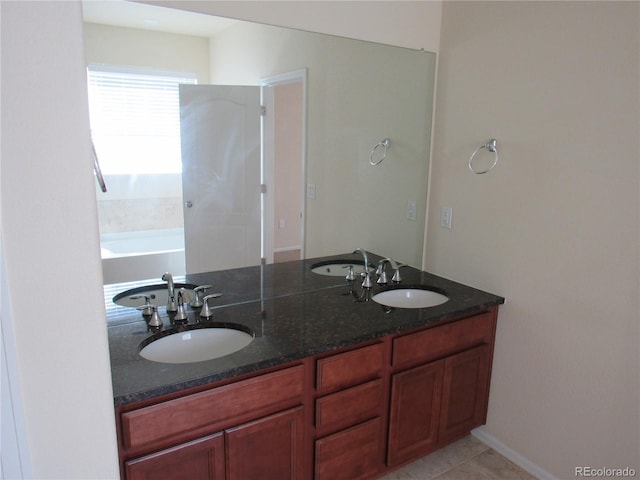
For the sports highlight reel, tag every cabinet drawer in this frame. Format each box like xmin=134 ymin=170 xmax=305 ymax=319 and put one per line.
xmin=125 ymin=432 xmax=225 ymax=480
xmin=121 ymin=365 xmax=304 ymax=451
xmin=316 ymin=343 xmax=384 ymax=394
xmin=392 ymin=310 xmax=495 ymax=370
xmin=315 ymin=379 xmax=383 ymax=436
xmin=315 ymin=418 xmax=383 ymax=480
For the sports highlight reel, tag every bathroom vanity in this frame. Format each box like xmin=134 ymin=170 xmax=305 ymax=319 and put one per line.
xmin=106 ymin=253 xmax=504 ymax=479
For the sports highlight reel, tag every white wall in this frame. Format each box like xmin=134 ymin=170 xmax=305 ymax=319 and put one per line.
xmin=425 ymin=2 xmax=640 ymax=478
xmin=1 ymin=1 xmax=119 ymax=478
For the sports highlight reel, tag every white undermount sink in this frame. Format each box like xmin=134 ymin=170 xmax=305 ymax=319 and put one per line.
xmin=310 ymin=260 xmax=373 ymax=277
xmin=139 ymin=326 xmax=254 ymax=364
xmin=372 ymin=288 xmax=449 ymax=309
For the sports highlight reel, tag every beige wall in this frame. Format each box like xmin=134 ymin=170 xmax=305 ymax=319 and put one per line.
xmin=1 ymin=2 xmax=119 ymax=477
xmin=209 ymin=20 xmax=436 ymax=265
xmin=7 ymin=1 xmax=638 ymax=478
xmin=274 ymin=82 xmax=304 ymax=252
xmin=142 ymin=0 xmax=442 ymax=52
xmin=426 ymin=2 xmax=640 ymax=477
xmin=83 ymin=22 xmax=210 ymax=81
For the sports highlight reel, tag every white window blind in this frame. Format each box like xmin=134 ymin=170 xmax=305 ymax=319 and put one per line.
xmin=87 ymin=65 xmax=197 ymax=175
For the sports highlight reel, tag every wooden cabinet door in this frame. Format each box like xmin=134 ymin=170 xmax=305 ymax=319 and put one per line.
xmin=387 ymin=360 xmax=444 ymax=466
xmin=315 ymin=417 xmax=383 ymax=480
xmin=125 ymin=432 xmax=225 ymax=480
xmin=226 ymin=406 xmax=305 ymax=480
xmin=439 ymin=344 xmax=490 ymax=443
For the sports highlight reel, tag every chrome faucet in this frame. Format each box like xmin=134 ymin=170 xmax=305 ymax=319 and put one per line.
xmin=200 ymin=293 xmax=223 ymax=320
xmin=353 ymin=248 xmax=371 ymax=285
xmin=162 ymin=272 xmax=177 ymax=312
xmin=130 ymin=294 xmax=154 ymax=316
xmin=389 ymin=259 xmax=406 ymax=283
xmin=173 ymin=288 xmax=189 ymax=323
xmin=146 ymin=305 xmax=163 ymax=331
xmin=352 ymin=248 xmax=373 ymax=301
xmin=190 ymin=285 xmax=212 ymax=308
xmin=376 ymin=259 xmax=391 ymax=285
xmin=376 ymin=258 xmax=405 ymax=284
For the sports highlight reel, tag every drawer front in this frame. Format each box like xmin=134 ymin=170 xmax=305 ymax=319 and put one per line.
xmin=121 ymin=365 xmax=305 ymax=451
xmin=315 ymin=418 xmax=383 ymax=480
xmin=316 ymin=343 xmax=384 ymax=394
xmin=125 ymin=432 xmax=225 ymax=480
xmin=392 ymin=310 xmax=495 ymax=370
xmin=315 ymin=379 xmax=383 ymax=436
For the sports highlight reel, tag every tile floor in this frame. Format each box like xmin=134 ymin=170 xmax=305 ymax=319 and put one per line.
xmin=379 ymin=435 xmax=536 ymax=480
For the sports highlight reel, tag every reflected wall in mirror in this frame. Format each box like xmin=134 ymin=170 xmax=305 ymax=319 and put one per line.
xmin=83 ymin=1 xmax=436 ymax=285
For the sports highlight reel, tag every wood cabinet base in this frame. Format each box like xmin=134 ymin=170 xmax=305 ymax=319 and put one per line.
xmin=117 ymin=307 xmax=498 ymax=480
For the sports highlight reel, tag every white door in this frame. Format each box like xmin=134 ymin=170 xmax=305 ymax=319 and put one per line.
xmin=179 ymin=85 xmax=261 ymax=274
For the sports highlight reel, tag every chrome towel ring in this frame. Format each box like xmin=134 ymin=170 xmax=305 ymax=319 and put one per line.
xmin=369 ymin=138 xmax=391 ymax=166
xmin=468 ymin=139 xmax=499 ymax=174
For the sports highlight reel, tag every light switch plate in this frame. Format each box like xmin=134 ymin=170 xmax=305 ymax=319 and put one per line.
xmin=440 ymin=207 xmax=452 ymax=229
xmin=307 ymin=183 xmax=316 ymax=199
xmin=407 ymin=201 xmax=417 ymax=221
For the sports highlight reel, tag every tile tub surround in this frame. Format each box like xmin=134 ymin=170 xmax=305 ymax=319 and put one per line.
xmin=106 ymin=253 xmax=504 ymax=406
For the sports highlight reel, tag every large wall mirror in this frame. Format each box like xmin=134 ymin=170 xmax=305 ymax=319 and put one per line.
xmin=82 ymin=1 xmax=436 ymax=285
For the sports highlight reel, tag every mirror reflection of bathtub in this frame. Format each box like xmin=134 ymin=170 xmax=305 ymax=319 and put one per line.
xmin=100 ymin=228 xmax=185 ymax=284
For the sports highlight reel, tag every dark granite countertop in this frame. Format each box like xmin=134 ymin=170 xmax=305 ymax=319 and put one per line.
xmin=106 ymin=253 xmax=504 ymax=407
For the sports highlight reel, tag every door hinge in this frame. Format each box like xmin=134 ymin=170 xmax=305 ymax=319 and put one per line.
xmin=260 ymin=105 xmax=266 ymax=116
xmin=260 ymin=184 xmax=267 ymax=194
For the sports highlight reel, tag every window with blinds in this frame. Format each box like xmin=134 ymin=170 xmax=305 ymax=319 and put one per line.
xmin=87 ymin=65 xmax=197 ymax=175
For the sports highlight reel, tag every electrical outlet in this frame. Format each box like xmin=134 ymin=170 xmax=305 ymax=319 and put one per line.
xmin=279 ymin=219 xmax=285 ymax=229
xmin=440 ymin=207 xmax=453 ymax=229
xmin=407 ymin=201 xmax=417 ymax=221
xmin=306 ymin=183 xmax=316 ymax=199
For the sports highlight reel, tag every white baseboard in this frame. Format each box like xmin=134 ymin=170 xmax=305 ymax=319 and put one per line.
xmin=472 ymin=427 xmax=559 ymax=480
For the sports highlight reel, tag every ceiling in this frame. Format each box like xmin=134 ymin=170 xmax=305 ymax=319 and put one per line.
xmin=81 ymin=0 xmax=238 ymax=37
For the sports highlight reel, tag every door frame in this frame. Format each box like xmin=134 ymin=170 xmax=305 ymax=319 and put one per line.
xmin=260 ymin=69 xmax=307 ymax=264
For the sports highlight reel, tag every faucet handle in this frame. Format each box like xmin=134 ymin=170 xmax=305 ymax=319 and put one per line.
xmin=376 ymin=259 xmax=390 ymax=285
xmin=131 ymin=295 xmax=154 ymax=316
xmin=136 ymin=303 xmax=163 ymax=330
xmin=391 ymin=263 xmax=408 ymax=283
xmin=361 ymin=271 xmax=373 ymax=289
xmin=200 ymin=293 xmax=223 ymax=319
xmin=190 ymin=285 xmax=212 ymax=308
xmin=173 ymin=289 xmax=189 ymax=323
xmin=147 ymin=305 xmax=163 ymax=330
xmin=345 ymin=265 xmax=357 ymax=282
